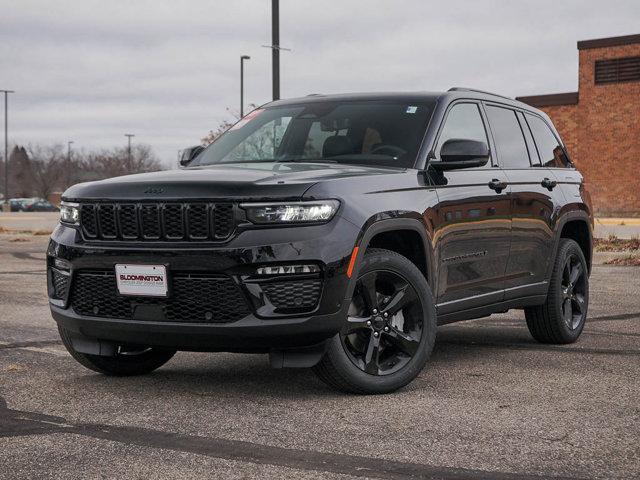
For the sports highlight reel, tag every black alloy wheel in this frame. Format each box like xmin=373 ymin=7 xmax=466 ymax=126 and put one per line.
xmin=340 ymin=270 xmax=423 ymax=376
xmin=314 ymin=248 xmax=436 ymax=394
xmin=525 ymin=238 xmax=589 ymax=344
xmin=560 ymin=253 xmax=587 ymax=330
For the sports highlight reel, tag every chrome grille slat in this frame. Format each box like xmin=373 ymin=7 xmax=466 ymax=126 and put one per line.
xmin=79 ymin=202 xmax=234 ymax=242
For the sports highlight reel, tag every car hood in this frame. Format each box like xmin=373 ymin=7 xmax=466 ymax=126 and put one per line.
xmin=63 ymin=162 xmax=403 ymax=201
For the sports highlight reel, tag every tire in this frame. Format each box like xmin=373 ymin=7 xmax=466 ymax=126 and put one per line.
xmin=58 ymin=325 xmax=176 ymax=376
xmin=314 ymin=248 xmax=436 ymax=394
xmin=525 ymin=238 xmax=589 ymax=344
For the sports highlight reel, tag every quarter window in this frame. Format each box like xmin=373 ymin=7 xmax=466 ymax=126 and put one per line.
xmin=436 ymin=103 xmax=489 ymax=160
xmin=525 ymin=114 xmax=571 ymax=168
xmin=485 ymin=106 xmax=530 ymax=169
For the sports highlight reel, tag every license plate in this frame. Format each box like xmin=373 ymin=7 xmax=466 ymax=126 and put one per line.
xmin=115 ymin=264 xmax=168 ymax=297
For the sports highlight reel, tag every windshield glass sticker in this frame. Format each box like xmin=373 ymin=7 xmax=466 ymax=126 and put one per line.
xmin=406 ymin=106 xmax=418 ymax=114
xmin=230 ymin=108 xmax=264 ymax=131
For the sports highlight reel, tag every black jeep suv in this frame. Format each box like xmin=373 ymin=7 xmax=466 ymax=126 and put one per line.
xmin=48 ymin=89 xmax=593 ymax=393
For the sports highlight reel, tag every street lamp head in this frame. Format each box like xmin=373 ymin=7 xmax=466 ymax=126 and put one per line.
xmin=241 ymin=55 xmax=251 ymax=60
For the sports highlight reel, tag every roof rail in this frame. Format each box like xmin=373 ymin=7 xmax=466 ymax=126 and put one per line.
xmin=448 ymin=87 xmax=513 ymax=101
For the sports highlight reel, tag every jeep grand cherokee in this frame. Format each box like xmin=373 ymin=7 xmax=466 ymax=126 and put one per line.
xmin=48 ymin=88 xmax=593 ymax=393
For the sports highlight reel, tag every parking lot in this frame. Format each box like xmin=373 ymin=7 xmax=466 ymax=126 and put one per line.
xmin=0 ymin=234 xmax=638 ymax=480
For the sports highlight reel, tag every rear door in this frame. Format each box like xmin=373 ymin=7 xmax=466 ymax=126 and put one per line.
xmin=484 ymin=104 xmax=558 ymax=299
xmin=430 ymin=101 xmax=512 ymax=314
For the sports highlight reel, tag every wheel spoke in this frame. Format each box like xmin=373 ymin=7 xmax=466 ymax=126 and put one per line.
xmin=385 ymin=328 xmax=420 ymax=357
xmin=562 ymin=298 xmax=573 ymax=327
xmin=343 ymin=315 xmax=371 ymax=335
xmin=562 ymin=261 xmax=571 ymax=285
xmin=358 ymin=272 xmax=379 ymax=313
xmin=573 ymin=294 xmax=586 ymax=316
xmin=363 ymin=332 xmax=381 ymax=375
xmin=569 ymin=262 xmax=583 ymax=286
xmin=381 ymin=284 xmax=417 ymax=317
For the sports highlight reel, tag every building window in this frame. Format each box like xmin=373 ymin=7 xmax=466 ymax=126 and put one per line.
xmin=594 ymin=56 xmax=640 ymax=85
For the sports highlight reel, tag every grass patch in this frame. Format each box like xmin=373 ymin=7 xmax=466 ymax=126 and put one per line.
xmin=594 ymin=235 xmax=640 ymax=252
xmin=604 ymin=256 xmax=640 ymax=266
xmin=0 ymin=225 xmax=52 ymax=236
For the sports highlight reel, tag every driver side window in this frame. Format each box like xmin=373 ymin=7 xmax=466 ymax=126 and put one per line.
xmin=436 ymin=103 xmax=489 ymax=160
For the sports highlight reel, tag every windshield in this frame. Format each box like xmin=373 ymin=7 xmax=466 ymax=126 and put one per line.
xmin=191 ymin=100 xmax=435 ymax=169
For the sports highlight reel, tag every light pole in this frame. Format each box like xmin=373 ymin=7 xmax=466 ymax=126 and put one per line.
xmin=1 ymin=89 xmax=14 ymax=207
xmin=66 ymin=140 xmax=74 ymax=188
xmin=124 ymin=134 xmax=134 ymax=166
xmin=240 ymin=55 xmax=250 ymax=117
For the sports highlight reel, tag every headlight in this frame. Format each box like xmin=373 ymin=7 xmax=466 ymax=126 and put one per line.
xmin=59 ymin=202 xmax=80 ymax=225
xmin=241 ymin=200 xmax=340 ymax=224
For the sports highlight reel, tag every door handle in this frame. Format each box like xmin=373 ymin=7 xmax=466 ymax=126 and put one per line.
xmin=488 ymin=178 xmax=507 ymax=193
xmin=541 ymin=177 xmax=557 ymax=191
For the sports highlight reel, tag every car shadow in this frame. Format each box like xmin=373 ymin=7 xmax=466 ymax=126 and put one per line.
xmin=64 ymin=321 xmax=545 ymax=398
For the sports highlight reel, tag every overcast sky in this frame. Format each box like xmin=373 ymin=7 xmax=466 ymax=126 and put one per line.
xmin=1 ymin=0 xmax=639 ymax=166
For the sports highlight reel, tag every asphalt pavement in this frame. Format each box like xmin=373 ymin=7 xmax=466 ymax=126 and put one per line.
xmin=0 ymin=235 xmax=639 ymax=479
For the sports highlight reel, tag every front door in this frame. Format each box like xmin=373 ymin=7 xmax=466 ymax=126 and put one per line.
xmin=429 ymin=102 xmax=512 ymax=314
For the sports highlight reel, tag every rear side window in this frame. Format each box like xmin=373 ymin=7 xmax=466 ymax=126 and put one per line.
xmin=436 ymin=103 xmax=489 ymax=156
xmin=485 ymin=105 xmax=530 ymax=169
xmin=525 ymin=114 xmax=571 ymax=168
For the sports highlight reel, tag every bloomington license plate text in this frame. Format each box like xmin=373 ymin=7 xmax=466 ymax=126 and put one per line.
xmin=115 ymin=264 xmax=168 ymax=297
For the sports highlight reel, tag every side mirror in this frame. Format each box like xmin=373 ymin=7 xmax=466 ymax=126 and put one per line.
xmin=431 ymin=139 xmax=489 ymax=170
xmin=179 ymin=145 xmax=204 ymax=167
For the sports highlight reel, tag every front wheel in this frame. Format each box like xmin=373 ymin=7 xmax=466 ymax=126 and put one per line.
xmin=314 ymin=248 xmax=436 ymax=394
xmin=58 ymin=325 xmax=176 ymax=376
xmin=525 ymin=238 xmax=589 ymax=344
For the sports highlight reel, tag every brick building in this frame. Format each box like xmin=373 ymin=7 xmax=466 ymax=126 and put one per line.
xmin=517 ymin=34 xmax=640 ymax=215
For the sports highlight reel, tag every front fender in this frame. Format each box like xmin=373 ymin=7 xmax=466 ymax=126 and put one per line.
xmin=343 ymin=214 xmax=436 ymax=301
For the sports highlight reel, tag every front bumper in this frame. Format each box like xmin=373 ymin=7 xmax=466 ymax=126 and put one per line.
xmin=47 ymin=217 xmax=359 ymax=352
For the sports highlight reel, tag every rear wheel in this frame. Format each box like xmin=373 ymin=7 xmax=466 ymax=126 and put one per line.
xmin=58 ymin=325 xmax=176 ymax=376
xmin=314 ymin=248 xmax=436 ymax=394
xmin=525 ymin=238 xmax=589 ymax=344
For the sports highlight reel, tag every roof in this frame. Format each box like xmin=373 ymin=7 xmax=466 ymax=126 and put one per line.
xmin=515 ymin=92 xmax=579 ymax=108
xmin=268 ymin=88 xmax=539 ymax=112
xmin=267 ymin=92 xmax=442 ymax=107
xmin=577 ymin=33 xmax=640 ymax=50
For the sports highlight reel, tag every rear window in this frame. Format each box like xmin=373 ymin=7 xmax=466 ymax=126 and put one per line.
xmin=524 ymin=114 xmax=571 ymax=168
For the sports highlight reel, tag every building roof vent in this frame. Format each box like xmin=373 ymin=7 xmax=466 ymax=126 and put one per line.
xmin=595 ymin=56 xmax=640 ymax=85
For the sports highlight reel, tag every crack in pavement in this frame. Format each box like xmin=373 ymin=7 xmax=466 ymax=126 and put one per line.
xmin=0 ymin=270 xmax=46 ymax=275
xmin=0 ymin=397 xmax=588 ymax=480
xmin=0 ymin=340 xmax=61 ymax=350
xmin=9 ymin=252 xmax=45 ymax=261
xmin=436 ymin=340 xmax=640 ymax=357
xmin=587 ymin=311 xmax=640 ymax=322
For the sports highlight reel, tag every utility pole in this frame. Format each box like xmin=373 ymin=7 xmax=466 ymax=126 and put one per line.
xmin=262 ymin=1 xmax=290 ymax=101
xmin=124 ymin=134 xmax=134 ymax=167
xmin=1 ymin=89 xmax=14 ymax=208
xmin=271 ymin=0 xmax=280 ymax=100
xmin=240 ymin=55 xmax=250 ymax=117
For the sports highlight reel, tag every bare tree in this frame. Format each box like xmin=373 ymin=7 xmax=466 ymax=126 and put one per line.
xmin=7 ymin=143 xmax=162 ymax=200
xmin=21 ymin=144 xmax=68 ymax=199
xmin=83 ymin=144 xmax=161 ymax=179
xmin=201 ymin=104 xmax=257 ymax=146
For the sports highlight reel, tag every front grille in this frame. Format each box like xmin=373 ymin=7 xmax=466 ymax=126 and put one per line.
xmin=70 ymin=271 xmax=250 ymax=323
xmin=50 ymin=268 xmax=70 ymax=300
xmin=262 ymin=279 xmax=322 ymax=312
xmin=80 ymin=202 xmax=235 ymax=241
